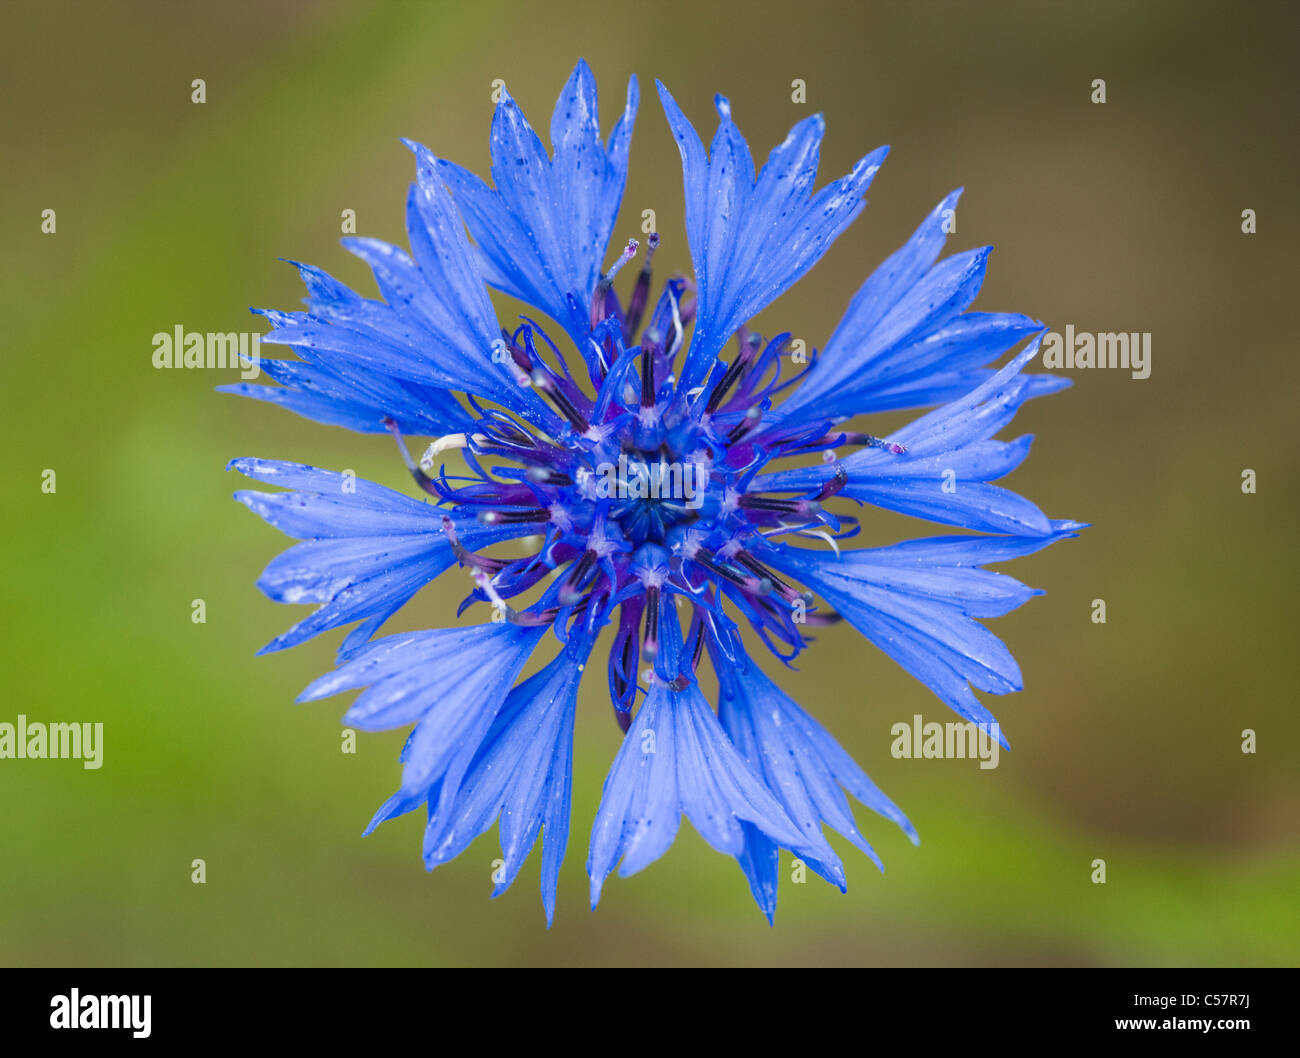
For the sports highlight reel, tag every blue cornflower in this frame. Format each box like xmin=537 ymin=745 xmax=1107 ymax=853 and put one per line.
xmin=227 ymin=60 xmax=1081 ymax=924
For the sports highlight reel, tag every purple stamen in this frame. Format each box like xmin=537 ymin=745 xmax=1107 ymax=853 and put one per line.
xmin=589 ymin=238 xmax=639 ymax=331
xmin=478 ymin=508 xmax=552 ymax=526
xmin=381 ymin=417 xmax=441 ymax=498
xmin=705 ymin=333 xmax=761 ymax=415
xmin=623 ymin=232 xmax=659 ymax=342
xmin=531 ymin=370 xmax=590 ymax=433
xmin=442 ymin=515 xmax=509 ymax=573
xmin=640 ymin=334 xmax=658 ymax=408
xmin=641 ymin=584 xmax=660 ymax=660
xmin=559 ymin=549 xmax=598 ymax=605
xmin=726 ymin=405 xmax=763 ymax=444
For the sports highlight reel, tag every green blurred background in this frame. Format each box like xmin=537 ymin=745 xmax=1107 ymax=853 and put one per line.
xmin=2 ymin=0 xmax=1297 ymax=966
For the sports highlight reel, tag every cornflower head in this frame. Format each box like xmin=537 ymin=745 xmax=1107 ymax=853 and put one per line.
xmin=226 ymin=60 xmax=1082 ymax=924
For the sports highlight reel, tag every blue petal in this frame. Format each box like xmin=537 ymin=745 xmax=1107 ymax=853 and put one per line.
xmin=221 ymin=263 xmax=482 ymax=437
xmin=229 ymin=458 xmax=536 ymax=653
xmin=734 ymin=822 xmax=781 ymax=924
xmin=437 ymin=60 xmax=638 ymax=347
xmin=218 ymin=374 xmax=474 ymax=437
xmin=715 ymin=638 xmax=917 ymax=921
xmin=299 ymin=622 xmax=546 ymax=819
xmin=833 ymin=360 xmax=1070 ymax=414
xmin=402 ymin=140 xmax=552 ymax=420
xmin=762 ymin=522 xmax=1083 ymax=739
xmin=251 ymin=226 xmax=549 ymax=429
xmin=782 ymin=190 xmax=1060 ymax=418
xmin=759 ymin=339 xmax=1056 ymax=535
xmin=835 ymin=188 xmax=965 ymax=340
xmin=656 ymin=81 xmax=887 ymax=393
xmin=587 ymin=679 xmax=823 ymax=908
xmin=421 ymin=643 xmax=589 ymax=926
xmin=714 ymin=640 xmax=917 ymax=919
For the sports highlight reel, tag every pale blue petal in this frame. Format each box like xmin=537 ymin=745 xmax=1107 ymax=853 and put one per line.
xmin=758 ymin=340 xmax=1057 ymax=535
xmin=229 ymin=459 xmax=535 ymax=653
xmin=437 ymin=60 xmax=638 ymax=346
xmin=300 ymin=623 xmax=546 ymax=817
xmin=762 ymin=522 xmax=1082 ymax=739
xmin=587 ymin=680 xmax=817 ymax=908
xmin=422 ymin=646 xmax=588 ymax=926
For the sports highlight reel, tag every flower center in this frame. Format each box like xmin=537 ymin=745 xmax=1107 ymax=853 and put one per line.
xmin=376 ymin=232 xmax=881 ymax=712
xmin=601 ymin=449 xmax=708 ymax=546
